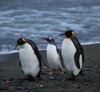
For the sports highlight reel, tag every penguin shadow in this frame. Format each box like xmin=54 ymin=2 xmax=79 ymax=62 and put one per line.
xmin=16 ymin=75 xmax=42 ymax=83
xmin=42 ymin=70 xmax=66 ymax=81
xmin=41 ymin=68 xmax=85 ymax=81
xmin=64 ymin=70 xmax=85 ymax=81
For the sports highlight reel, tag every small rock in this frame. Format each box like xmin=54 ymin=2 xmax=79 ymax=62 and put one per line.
xmin=40 ymin=84 xmax=43 ymax=87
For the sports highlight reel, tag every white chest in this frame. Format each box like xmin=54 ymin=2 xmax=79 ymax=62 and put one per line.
xmin=61 ymin=38 xmax=82 ymax=76
xmin=19 ymin=43 xmax=39 ymax=77
xmin=61 ymin=39 xmax=76 ymax=70
xmin=47 ymin=44 xmax=61 ymax=68
xmin=62 ymin=38 xmax=76 ymax=57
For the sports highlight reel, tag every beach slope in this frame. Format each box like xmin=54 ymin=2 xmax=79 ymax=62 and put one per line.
xmin=0 ymin=44 xmax=100 ymax=92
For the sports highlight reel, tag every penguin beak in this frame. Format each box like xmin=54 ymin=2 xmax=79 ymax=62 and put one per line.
xmin=42 ymin=37 xmax=48 ymax=41
xmin=59 ymin=33 xmax=65 ymax=36
xmin=14 ymin=44 xmax=18 ymax=50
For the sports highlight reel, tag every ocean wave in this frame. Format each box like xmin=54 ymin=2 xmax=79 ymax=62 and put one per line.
xmin=0 ymin=1 xmax=100 ymax=54
xmin=0 ymin=50 xmax=19 ymax=55
xmin=81 ymin=42 xmax=100 ymax=45
xmin=0 ymin=41 xmax=100 ymax=54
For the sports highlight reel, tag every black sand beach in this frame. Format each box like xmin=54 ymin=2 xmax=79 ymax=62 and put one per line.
xmin=0 ymin=44 xmax=100 ymax=92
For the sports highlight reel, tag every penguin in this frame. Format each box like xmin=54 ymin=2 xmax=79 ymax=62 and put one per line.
xmin=16 ymin=38 xmax=42 ymax=80
xmin=60 ymin=30 xmax=84 ymax=80
xmin=43 ymin=36 xmax=64 ymax=75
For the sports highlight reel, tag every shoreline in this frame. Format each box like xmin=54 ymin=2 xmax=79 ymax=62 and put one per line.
xmin=0 ymin=43 xmax=100 ymax=92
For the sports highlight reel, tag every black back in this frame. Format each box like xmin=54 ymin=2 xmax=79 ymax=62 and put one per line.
xmin=26 ymin=39 xmax=43 ymax=78
xmin=26 ymin=39 xmax=42 ymax=69
xmin=71 ymin=36 xmax=84 ymax=69
xmin=48 ymin=37 xmax=64 ymax=68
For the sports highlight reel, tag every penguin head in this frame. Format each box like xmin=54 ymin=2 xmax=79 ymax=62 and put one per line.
xmin=15 ymin=38 xmax=28 ymax=49
xmin=60 ymin=30 xmax=75 ymax=38
xmin=17 ymin=38 xmax=27 ymax=46
xmin=42 ymin=36 xmax=55 ymax=44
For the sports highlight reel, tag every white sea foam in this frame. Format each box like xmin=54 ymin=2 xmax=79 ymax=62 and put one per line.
xmin=0 ymin=50 xmax=19 ymax=55
xmin=0 ymin=41 xmax=100 ymax=54
xmin=0 ymin=1 xmax=100 ymax=52
xmin=81 ymin=42 xmax=100 ymax=45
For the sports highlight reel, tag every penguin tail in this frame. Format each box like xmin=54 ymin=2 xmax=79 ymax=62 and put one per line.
xmin=40 ymin=53 xmax=47 ymax=67
xmin=36 ymin=71 xmax=41 ymax=80
xmin=25 ymin=75 xmax=35 ymax=81
xmin=79 ymin=69 xmax=85 ymax=76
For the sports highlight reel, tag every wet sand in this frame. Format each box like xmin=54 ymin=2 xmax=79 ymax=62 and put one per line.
xmin=0 ymin=44 xmax=100 ymax=92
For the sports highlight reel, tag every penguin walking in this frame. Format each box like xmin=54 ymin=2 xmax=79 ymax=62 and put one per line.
xmin=43 ymin=36 xmax=64 ymax=75
xmin=60 ymin=30 xmax=84 ymax=80
xmin=16 ymin=38 xmax=42 ymax=80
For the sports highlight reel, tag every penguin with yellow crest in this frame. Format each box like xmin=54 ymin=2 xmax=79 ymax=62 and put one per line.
xmin=60 ymin=30 xmax=84 ymax=80
xmin=16 ymin=38 xmax=42 ymax=80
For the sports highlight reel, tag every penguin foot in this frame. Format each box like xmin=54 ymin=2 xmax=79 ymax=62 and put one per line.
xmin=36 ymin=72 xmax=41 ymax=80
xmin=26 ymin=75 xmax=35 ymax=81
xmin=60 ymin=69 xmax=65 ymax=74
xmin=48 ymin=69 xmax=53 ymax=75
xmin=80 ymin=69 xmax=85 ymax=76
xmin=67 ymin=75 xmax=76 ymax=81
xmin=48 ymin=72 xmax=53 ymax=75
xmin=36 ymin=76 xmax=41 ymax=80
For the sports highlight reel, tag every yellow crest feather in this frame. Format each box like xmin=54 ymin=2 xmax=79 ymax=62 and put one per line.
xmin=72 ymin=32 xmax=75 ymax=36
xmin=22 ymin=38 xmax=25 ymax=42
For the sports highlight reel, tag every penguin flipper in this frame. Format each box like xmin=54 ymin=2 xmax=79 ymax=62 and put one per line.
xmin=74 ymin=52 xmax=81 ymax=69
xmin=82 ymin=50 xmax=84 ymax=63
xmin=71 ymin=36 xmax=84 ymax=63
xmin=71 ymin=36 xmax=84 ymax=69
xmin=19 ymin=61 xmax=21 ymax=67
xmin=54 ymin=41 xmax=65 ymax=69
xmin=26 ymin=39 xmax=42 ymax=70
xmin=58 ymin=50 xmax=65 ymax=69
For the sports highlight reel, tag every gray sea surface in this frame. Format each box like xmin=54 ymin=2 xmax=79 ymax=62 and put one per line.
xmin=0 ymin=0 xmax=100 ymax=51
